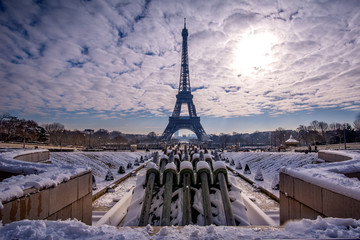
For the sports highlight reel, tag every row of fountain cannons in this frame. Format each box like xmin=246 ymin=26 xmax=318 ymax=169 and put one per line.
xmin=125 ymin=146 xmax=263 ymax=227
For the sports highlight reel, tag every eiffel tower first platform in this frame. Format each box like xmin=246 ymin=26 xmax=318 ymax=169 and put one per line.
xmin=161 ymin=19 xmax=207 ymax=142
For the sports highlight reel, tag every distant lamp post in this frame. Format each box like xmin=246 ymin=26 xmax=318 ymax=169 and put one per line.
xmin=343 ymin=124 xmax=347 ymax=150
xmin=84 ymin=129 xmax=94 ymax=149
xmin=23 ymin=124 xmax=27 ymax=149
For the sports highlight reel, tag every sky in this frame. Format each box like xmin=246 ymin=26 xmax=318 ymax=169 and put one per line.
xmin=0 ymin=0 xmax=359 ymax=135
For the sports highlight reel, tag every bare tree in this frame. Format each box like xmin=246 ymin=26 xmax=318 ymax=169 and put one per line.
xmin=0 ymin=113 xmax=41 ymax=143
xmin=318 ymin=121 xmax=329 ymax=143
xmin=0 ymin=113 xmax=18 ymax=141
xmin=147 ymin=132 xmax=157 ymax=142
xmin=93 ymin=129 xmax=110 ymax=147
xmin=219 ymin=133 xmax=231 ymax=148
xmin=274 ymin=127 xmax=286 ymax=146
xmin=42 ymin=122 xmax=65 ymax=146
xmin=329 ymin=122 xmax=342 ymax=131
xmin=354 ymin=114 xmax=360 ymax=131
xmin=310 ymin=120 xmax=319 ymax=131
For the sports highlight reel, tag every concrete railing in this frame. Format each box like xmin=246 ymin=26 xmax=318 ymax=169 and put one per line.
xmin=13 ymin=150 xmax=50 ymax=163
xmin=0 ymin=170 xmax=92 ymax=225
xmin=318 ymin=151 xmax=352 ymax=162
xmin=280 ymin=171 xmax=360 ymax=224
xmin=0 ymin=150 xmax=92 ymax=225
xmin=280 ymin=150 xmax=360 ymax=224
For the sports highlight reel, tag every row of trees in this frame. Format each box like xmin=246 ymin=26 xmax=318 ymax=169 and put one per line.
xmin=0 ymin=113 xmax=159 ymax=148
xmin=40 ymin=125 xmax=157 ymax=148
xmin=1 ymin=112 xmax=359 ymax=148
xmin=0 ymin=113 xmax=46 ymax=143
xmin=212 ymin=117 xmax=360 ymax=148
xmin=296 ymin=119 xmax=359 ymax=145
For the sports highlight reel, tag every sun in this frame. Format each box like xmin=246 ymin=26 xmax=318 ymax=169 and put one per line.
xmin=234 ymin=32 xmax=278 ymax=75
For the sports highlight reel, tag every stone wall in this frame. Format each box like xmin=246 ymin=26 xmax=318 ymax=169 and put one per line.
xmin=0 ymin=171 xmax=92 ymax=225
xmin=13 ymin=150 xmax=50 ymax=163
xmin=279 ymin=172 xmax=360 ymax=224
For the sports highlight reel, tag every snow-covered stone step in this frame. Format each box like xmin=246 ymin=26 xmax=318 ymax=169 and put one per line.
xmin=92 ymin=211 xmax=107 ymax=225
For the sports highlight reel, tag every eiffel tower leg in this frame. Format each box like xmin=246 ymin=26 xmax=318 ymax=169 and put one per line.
xmin=161 ymin=121 xmax=178 ymax=142
xmin=191 ymin=120 xmax=207 ymax=142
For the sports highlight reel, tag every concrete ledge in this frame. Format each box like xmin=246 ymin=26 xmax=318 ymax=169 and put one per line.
xmin=49 ymin=177 xmax=78 ymax=215
xmin=13 ymin=150 xmax=50 ymax=163
xmin=280 ymin=172 xmax=360 ymax=224
xmin=318 ymin=151 xmax=352 ymax=162
xmin=293 ymin=178 xmax=322 ymax=213
xmin=0 ymin=171 xmax=92 ymax=225
xmin=322 ymin=189 xmax=360 ymax=218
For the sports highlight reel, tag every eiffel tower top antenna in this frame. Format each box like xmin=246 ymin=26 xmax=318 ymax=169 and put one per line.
xmin=179 ymin=17 xmax=190 ymax=93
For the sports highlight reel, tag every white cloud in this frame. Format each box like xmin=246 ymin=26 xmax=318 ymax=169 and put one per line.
xmin=0 ymin=0 xmax=359 ymax=123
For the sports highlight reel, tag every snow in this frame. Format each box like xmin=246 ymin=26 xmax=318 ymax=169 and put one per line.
xmin=0 ymin=149 xmax=50 ymax=174
xmin=50 ymin=151 xmax=147 ymax=194
xmin=213 ymin=161 xmax=226 ymax=172
xmin=319 ymin=149 xmax=359 ymax=159
xmin=223 ymin=152 xmax=319 ymax=197
xmin=164 ymin=162 xmax=177 ymax=172
xmin=254 ymin=168 xmax=264 ymax=181
xmin=223 ymin=150 xmax=360 ymax=200
xmin=280 ymin=151 xmax=360 ymax=200
xmin=159 ymin=154 xmax=168 ymax=160
xmin=285 ymin=134 xmax=299 ymax=143
xmin=204 ymin=153 xmax=212 ymax=160
xmin=196 ymin=161 xmax=211 ymax=172
xmin=227 ymin=176 xmax=250 ymax=226
xmin=0 ymin=149 xmax=89 ymax=205
xmin=92 ymin=169 xmax=142 ymax=210
xmin=236 ymin=161 xmax=242 ymax=169
xmin=192 ymin=153 xmax=200 ymax=160
xmin=240 ymin=191 xmax=275 ymax=226
xmin=3 ymin=149 xmax=360 ymax=239
xmin=0 ymin=150 xmax=149 ymax=208
xmin=271 ymin=174 xmax=279 ymax=190
xmin=182 ymin=152 xmax=190 ymax=161
xmin=1 ymin=217 xmax=360 ymax=239
xmin=123 ymin=173 xmax=147 ymax=226
xmin=180 ymin=161 xmax=193 ymax=172
xmin=146 ymin=162 xmax=158 ymax=170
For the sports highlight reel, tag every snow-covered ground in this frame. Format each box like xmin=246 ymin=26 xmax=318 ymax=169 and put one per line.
xmin=1 ymin=217 xmax=360 ymax=239
xmin=2 ymin=149 xmax=360 ymax=239
xmin=0 ymin=150 xmax=149 ymax=208
xmin=222 ymin=151 xmax=318 ymax=197
xmin=50 ymin=151 xmax=149 ymax=194
xmin=93 ymin=168 xmax=146 ymax=210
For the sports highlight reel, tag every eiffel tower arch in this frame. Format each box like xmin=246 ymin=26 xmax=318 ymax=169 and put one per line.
xmin=161 ymin=19 xmax=207 ymax=142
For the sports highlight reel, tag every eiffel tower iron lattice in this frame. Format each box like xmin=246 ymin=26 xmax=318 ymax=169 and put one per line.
xmin=161 ymin=19 xmax=207 ymax=142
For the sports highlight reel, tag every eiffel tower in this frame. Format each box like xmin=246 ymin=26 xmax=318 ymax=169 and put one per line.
xmin=161 ymin=19 xmax=207 ymax=142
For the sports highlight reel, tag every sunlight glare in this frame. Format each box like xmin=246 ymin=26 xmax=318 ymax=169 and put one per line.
xmin=234 ymin=32 xmax=278 ymax=75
